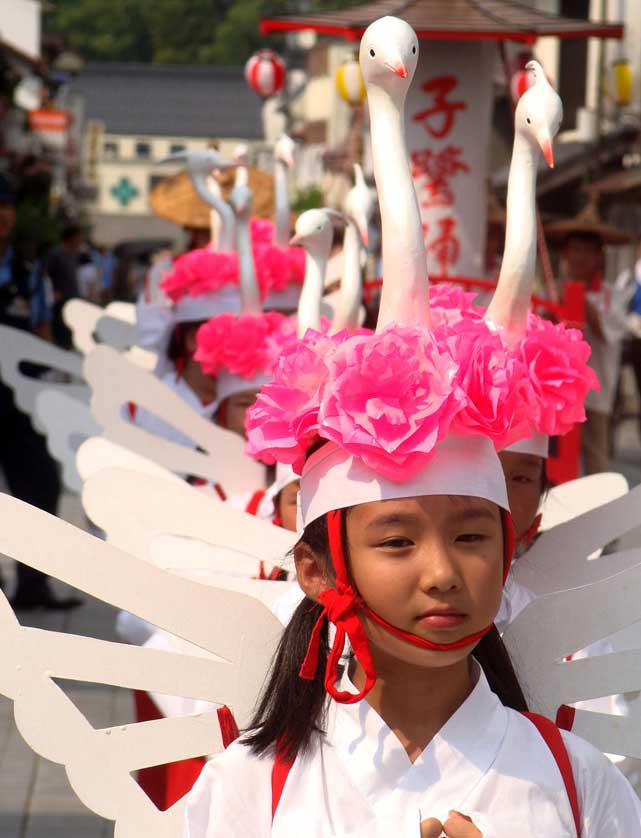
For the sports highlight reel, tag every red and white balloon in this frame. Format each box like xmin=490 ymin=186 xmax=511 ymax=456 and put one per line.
xmin=245 ymin=50 xmax=286 ymax=99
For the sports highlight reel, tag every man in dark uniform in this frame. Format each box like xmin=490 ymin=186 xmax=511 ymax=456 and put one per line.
xmin=0 ymin=174 xmax=81 ymax=610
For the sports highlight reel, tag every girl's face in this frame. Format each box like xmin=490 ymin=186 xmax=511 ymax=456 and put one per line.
xmin=219 ymin=390 xmax=258 ymax=437
xmin=498 ymin=451 xmax=544 ymax=543
xmin=346 ymin=495 xmax=504 ymax=669
xmin=276 ymin=480 xmax=300 ymax=531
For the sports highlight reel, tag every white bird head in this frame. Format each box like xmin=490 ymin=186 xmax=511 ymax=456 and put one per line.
xmin=289 ymin=209 xmax=344 ymax=260
xmin=230 ymin=184 xmax=253 ymax=221
xmin=274 ymin=134 xmax=296 ymax=169
xmin=343 ymin=164 xmax=376 ymax=247
xmin=160 ymin=148 xmax=236 ymax=178
xmin=359 ymin=16 xmax=419 ymax=94
xmin=515 ymin=61 xmax=563 ymax=169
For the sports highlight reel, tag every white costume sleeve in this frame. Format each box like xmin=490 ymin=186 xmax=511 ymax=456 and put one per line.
xmin=184 ymin=742 xmax=272 ymax=838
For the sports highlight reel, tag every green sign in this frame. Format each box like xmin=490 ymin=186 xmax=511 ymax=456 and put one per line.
xmin=110 ymin=176 xmax=139 ymax=207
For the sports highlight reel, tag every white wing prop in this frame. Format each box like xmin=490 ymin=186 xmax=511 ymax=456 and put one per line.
xmin=84 ymin=345 xmax=264 ymax=494
xmin=513 ymin=481 xmax=641 ymax=595
xmin=539 ymin=472 xmax=629 ymax=533
xmin=34 ymin=389 xmax=102 ymax=493
xmin=76 ymin=436 xmax=184 ymax=485
xmin=505 ymin=482 xmax=641 ymax=758
xmin=0 ymin=494 xmax=283 ymax=837
xmin=82 ymin=466 xmax=295 ymax=575
xmin=95 ymin=302 xmax=137 ymax=351
xmin=63 ymin=299 xmax=103 ymax=355
xmin=0 ymin=325 xmax=89 ymax=425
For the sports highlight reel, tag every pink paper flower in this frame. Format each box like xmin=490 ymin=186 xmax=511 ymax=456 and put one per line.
xmin=245 ymin=330 xmax=344 ymax=472
xmin=194 ymin=311 xmax=287 ymax=379
xmin=440 ymin=319 xmax=530 ymax=447
xmin=517 ymin=314 xmax=600 ymax=436
xmin=318 ymin=326 xmax=463 ymax=480
xmin=429 ymin=283 xmax=484 ymax=328
xmin=161 ymin=249 xmax=239 ymax=303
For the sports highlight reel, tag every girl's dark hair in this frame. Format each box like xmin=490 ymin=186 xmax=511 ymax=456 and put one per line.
xmin=243 ymin=510 xmax=528 ymax=761
xmin=166 ymin=321 xmax=204 ymax=363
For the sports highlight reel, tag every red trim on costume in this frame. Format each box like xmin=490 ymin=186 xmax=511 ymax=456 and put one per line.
xmin=523 ymin=712 xmax=581 ymax=835
xmin=216 ymin=705 xmax=240 ymax=749
xmin=271 ymin=743 xmax=295 ymax=820
xmin=127 ymin=402 xmax=138 ymax=420
xmin=246 ymin=489 xmax=267 ymax=516
xmin=299 ymin=509 xmax=515 ymax=705
xmin=522 ymin=513 xmax=542 ymax=550
xmin=555 ymin=704 xmax=576 ymax=732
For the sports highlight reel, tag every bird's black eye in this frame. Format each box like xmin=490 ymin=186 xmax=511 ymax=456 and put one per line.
xmin=412 ymin=45 xmax=417 ymax=54
xmin=369 ymin=48 xmax=375 ymax=57
xmin=526 ymin=117 xmax=531 ymax=124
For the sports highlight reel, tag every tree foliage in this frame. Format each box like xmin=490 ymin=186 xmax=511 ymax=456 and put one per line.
xmin=47 ymin=0 xmax=361 ymax=65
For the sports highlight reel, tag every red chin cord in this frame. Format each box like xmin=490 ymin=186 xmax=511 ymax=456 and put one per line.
xmin=298 ymin=508 xmax=515 ymax=705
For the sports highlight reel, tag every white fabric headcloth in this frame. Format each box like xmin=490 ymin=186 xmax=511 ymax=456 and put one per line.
xmin=504 ymin=432 xmax=549 ymax=458
xmin=298 ymin=434 xmax=509 ymax=530
xmin=217 ymin=370 xmax=272 ymax=404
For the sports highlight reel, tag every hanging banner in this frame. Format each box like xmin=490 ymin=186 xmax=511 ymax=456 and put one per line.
xmin=406 ymin=41 xmax=494 ymax=278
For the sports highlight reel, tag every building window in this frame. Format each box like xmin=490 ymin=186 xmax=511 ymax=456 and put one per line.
xmin=103 ymin=141 xmax=119 ymax=160
xmin=136 ymin=141 xmax=151 ymax=158
xmin=169 ymin=143 xmax=185 ymax=154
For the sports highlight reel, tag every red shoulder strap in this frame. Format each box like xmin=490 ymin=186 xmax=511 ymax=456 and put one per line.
xmin=522 ymin=712 xmax=581 ymax=837
xmin=271 ymin=745 xmax=295 ymax=820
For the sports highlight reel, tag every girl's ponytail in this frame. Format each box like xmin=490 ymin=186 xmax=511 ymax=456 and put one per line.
xmin=243 ymin=592 xmax=330 ymax=760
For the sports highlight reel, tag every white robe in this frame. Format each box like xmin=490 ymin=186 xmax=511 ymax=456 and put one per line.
xmin=184 ymin=664 xmax=641 ymax=837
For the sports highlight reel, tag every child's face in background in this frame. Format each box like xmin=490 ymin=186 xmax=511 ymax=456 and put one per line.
xmin=498 ymin=451 xmax=544 ymax=545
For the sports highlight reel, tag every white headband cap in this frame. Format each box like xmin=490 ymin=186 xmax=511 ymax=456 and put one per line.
xmin=257 ymin=463 xmax=299 ymax=520
xmin=216 ymin=370 xmax=271 ymax=404
xmin=504 ymin=432 xmax=549 ymax=458
xmin=298 ymin=434 xmax=509 ymax=531
xmin=174 ymin=286 xmax=242 ymax=324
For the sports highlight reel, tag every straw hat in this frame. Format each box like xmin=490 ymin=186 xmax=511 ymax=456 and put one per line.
xmin=544 ymin=196 xmax=631 ymax=246
xmin=149 ymin=166 xmax=276 ymax=229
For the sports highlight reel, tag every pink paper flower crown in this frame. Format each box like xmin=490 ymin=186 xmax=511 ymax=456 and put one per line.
xmin=245 ymin=287 xmax=599 ymax=480
xmin=161 ymin=219 xmax=305 ymax=305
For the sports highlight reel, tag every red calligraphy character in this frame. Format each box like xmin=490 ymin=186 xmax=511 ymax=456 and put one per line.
xmin=426 ymin=218 xmax=460 ymax=276
xmin=410 ymin=146 xmax=470 ymax=208
xmin=412 ymin=75 xmax=467 ymax=139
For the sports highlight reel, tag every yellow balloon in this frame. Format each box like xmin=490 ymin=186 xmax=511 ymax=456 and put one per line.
xmin=335 ymin=58 xmax=366 ymax=107
xmin=613 ymin=59 xmax=632 ymax=107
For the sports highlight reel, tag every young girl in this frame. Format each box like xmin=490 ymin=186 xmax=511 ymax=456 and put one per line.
xmin=184 ymin=17 xmax=640 ymax=835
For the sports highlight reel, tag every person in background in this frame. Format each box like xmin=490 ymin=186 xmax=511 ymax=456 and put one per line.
xmin=0 ymin=174 xmax=80 ymax=610
xmin=546 ymin=205 xmax=631 ymax=475
xmin=46 ymin=222 xmax=83 ymax=348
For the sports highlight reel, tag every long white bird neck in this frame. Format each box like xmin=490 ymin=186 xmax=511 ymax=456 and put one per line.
xmin=236 ymin=212 xmax=261 ymax=315
xmin=331 ymin=220 xmax=361 ymax=334
xmin=485 ymin=131 xmax=537 ymax=349
xmin=274 ymin=159 xmax=290 ymax=248
xmin=206 ymin=175 xmax=221 ymax=250
xmin=368 ymin=84 xmax=430 ymax=331
xmin=192 ymin=173 xmax=237 ymax=252
xmin=297 ymin=250 xmax=325 ymax=337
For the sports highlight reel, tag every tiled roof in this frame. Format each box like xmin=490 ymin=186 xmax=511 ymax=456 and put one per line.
xmin=261 ymin=0 xmax=623 ymax=43
xmin=71 ymin=63 xmax=263 ymax=139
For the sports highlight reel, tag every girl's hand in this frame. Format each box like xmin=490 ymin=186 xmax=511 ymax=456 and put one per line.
xmin=420 ymin=812 xmax=482 ymax=838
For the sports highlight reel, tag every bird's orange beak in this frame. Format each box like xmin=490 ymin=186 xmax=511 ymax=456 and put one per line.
xmin=539 ymin=137 xmax=554 ymax=169
xmin=289 ymin=233 xmax=303 ymax=247
xmin=385 ymin=60 xmax=408 ymax=79
xmin=359 ymin=224 xmax=369 ymax=247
